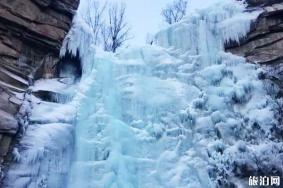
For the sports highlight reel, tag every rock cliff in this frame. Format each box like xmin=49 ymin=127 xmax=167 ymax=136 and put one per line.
xmin=227 ymin=0 xmax=283 ymax=97
xmin=0 ymin=0 xmax=79 ymax=181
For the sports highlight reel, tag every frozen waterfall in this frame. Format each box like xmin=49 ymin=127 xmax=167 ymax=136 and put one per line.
xmin=66 ymin=1 xmax=276 ymax=188
xmin=4 ymin=0 xmax=282 ymax=188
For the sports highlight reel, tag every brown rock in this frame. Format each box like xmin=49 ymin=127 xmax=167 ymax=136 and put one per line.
xmin=0 ymin=135 xmax=12 ymax=157
xmin=227 ymin=2 xmax=283 ymax=64
xmin=0 ymin=90 xmax=21 ymax=116
xmin=0 ymin=110 xmax=18 ymax=135
xmin=0 ymin=43 xmax=19 ymax=58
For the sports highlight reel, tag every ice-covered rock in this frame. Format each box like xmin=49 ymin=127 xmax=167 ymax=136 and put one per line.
xmin=3 ymin=78 xmax=77 ymax=188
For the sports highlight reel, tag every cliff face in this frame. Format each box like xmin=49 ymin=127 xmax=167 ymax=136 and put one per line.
xmin=0 ymin=0 xmax=79 ymax=179
xmin=227 ymin=0 xmax=283 ymax=96
xmin=225 ymin=3 xmax=283 ymax=177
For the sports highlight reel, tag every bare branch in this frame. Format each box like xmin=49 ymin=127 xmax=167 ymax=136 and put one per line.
xmin=102 ymin=3 xmax=130 ymax=52
xmin=84 ymin=0 xmax=107 ymax=45
xmin=162 ymin=0 xmax=188 ymax=25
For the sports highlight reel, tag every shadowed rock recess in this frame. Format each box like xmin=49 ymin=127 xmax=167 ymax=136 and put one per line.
xmin=0 ymin=0 xmax=79 ymax=184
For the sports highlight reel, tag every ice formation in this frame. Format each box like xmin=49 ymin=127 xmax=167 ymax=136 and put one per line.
xmin=66 ymin=1 xmax=279 ymax=188
xmin=3 ymin=78 xmax=76 ymax=188
xmin=4 ymin=0 xmax=283 ymax=188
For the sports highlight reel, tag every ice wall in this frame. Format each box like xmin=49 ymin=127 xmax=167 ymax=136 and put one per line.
xmin=65 ymin=1 xmax=280 ymax=188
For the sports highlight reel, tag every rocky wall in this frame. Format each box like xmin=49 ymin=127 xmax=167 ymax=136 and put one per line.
xmin=0 ymin=0 xmax=79 ymax=181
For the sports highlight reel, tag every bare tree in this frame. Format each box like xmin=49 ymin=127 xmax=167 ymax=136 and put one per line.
xmin=101 ymin=3 xmax=130 ymax=52
xmin=84 ymin=0 xmax=107 ymax=45
xmin=101 ymin=24 xmax=112 ymax=51
xmin=162 ymin=0 xmax=188 ymax=24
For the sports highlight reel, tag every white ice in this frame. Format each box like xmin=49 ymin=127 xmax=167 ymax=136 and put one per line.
xmin=64 ymin=1 xmax=277 ymax=188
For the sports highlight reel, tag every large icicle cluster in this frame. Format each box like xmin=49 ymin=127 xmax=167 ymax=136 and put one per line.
xmin=65 ymin=1 xmax=281 ymax=188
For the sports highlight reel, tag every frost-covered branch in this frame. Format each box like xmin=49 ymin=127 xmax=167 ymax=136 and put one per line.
xmin=101 ymin=3 xmax=130 ymax=52
xmin=84 ymin=0 xmax=107 ymax=45
xmin=162 ymin=0 xmax=188 ymax=24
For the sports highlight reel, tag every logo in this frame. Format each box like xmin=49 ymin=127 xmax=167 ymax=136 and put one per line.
xmin=249 ymin=176 xmax=280 ymax=187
